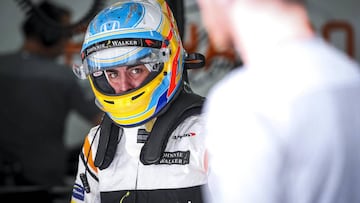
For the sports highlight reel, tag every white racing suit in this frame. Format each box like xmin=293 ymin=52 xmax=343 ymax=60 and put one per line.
xmin=71 ymin=115 xmax=208 ymax=203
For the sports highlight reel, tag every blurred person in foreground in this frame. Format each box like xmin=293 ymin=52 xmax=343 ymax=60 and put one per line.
xmin=196 ymin=0 xmax=360 ymax=202
xmin=0 ymin=1 xmax=100 ymax=188
xmin=70 ymin=0 xmax=208 ymax=202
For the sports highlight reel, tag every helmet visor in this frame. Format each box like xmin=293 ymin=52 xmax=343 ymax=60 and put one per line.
xmin=73 ymin=46 xmax=170 ymax=79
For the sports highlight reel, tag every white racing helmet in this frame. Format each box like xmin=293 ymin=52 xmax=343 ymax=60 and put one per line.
xmin=73 ymin=0 xmax=187 ymax=127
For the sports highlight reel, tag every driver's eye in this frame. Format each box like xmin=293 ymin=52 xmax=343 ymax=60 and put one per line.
xmin=108 ymin=71 xmax=118 ymax=79
xmin=130 ymin=68 xmax=142 ymax=74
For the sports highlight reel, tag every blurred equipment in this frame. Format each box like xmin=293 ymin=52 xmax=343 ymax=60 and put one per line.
xmin=14 ymin=0 xmax=105 ymax=37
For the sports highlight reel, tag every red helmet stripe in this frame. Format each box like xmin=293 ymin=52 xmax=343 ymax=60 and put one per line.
xmin=166 ymin=29 xmax=173 ymax=41
xmin=165 ymin=4 xmax=175 ymax=29
xmin=167 ymin=46 xmax=180 ymax=97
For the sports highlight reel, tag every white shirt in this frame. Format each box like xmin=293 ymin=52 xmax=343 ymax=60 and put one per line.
xmin=71 ymin=115 xmax=208 ymax=203
xmin=204 ymin=37 xmax=360 ymax=203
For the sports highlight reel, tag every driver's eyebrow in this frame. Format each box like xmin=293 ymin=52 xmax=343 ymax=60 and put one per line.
xmin=106 ymin=69 xmax=118 ymax=73
xmin=107 ymin=66 xmax=133 ymax=73
xmin=126 ymin=64 xmax=140 ymax=69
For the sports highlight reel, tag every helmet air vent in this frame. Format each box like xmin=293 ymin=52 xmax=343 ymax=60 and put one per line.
xmin=104 ymin=100 xmax=115 ymax=104
xmin=132 ymin=91 xmax=145 ymax=100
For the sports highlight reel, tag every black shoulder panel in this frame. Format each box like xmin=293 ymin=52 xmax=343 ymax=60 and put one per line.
xmin=94 ymin=114 xmax=123 ymax=170
xmin=94 ymin=90 xmax=204 ymax=169
xmin=140 ymin=91 xmax=204 ymax=165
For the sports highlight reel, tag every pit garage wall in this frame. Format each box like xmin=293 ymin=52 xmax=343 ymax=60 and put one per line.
xmin=183 ymin=0 xmax=360 ymax=96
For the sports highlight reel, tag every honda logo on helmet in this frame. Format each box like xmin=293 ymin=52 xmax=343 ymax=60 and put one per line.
xmin=100 ymin=20 xmax=121 ymax=32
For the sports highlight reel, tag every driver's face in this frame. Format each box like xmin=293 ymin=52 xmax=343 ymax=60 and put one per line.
xmin=105 ymin=64 xmax=150 ymax=94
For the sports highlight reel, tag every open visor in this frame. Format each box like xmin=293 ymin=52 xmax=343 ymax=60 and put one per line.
xmin=73 ymin=46 xmax=170 ymax=79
